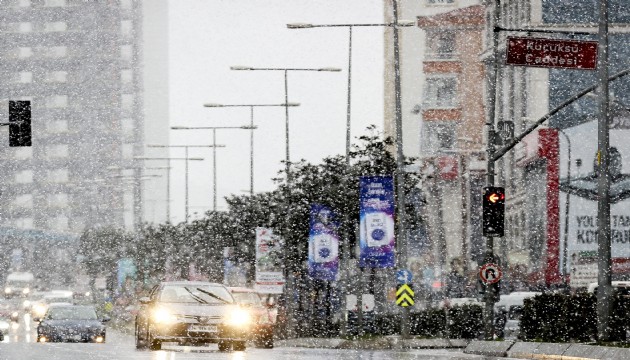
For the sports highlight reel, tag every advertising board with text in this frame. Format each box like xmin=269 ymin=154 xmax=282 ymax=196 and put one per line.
xmin=255 ymin=227 xmax=285 ymax=294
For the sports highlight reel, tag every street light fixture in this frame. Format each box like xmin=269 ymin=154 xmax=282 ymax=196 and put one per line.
xmin=203 ymin=102 xmax=300 ymax=195
xmin=170 ymin=126 xmax=252 ymax=212
xmin=147 ymin=145 xmax=221 ymax=222
xmin=231 ymin=65 xmax=340 ymax=339
xmin=134 ymin=156 xmax=204 ymax=223
xmin=287 ymin=8 xmax=415 ymax=338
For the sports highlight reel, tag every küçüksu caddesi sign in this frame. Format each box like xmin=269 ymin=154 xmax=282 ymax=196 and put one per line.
xmin=506 ymin=36 xmax=598 ymax=70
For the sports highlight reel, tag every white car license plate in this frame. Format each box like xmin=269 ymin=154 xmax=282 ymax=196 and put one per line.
xmin=68 ymin=335 xmax=81 ymax=341
xmin=189 ymin=325 xmax=217 ymax=332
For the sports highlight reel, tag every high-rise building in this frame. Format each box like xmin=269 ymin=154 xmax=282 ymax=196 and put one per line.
xmin=0 ymin=0 xmax=166 ymax=234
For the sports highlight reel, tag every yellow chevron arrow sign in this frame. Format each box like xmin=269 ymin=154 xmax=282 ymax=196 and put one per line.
xmin=396 ymin=284 xmax=415 ymax=307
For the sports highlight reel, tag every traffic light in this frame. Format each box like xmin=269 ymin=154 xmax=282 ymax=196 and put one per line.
xmin=9 ymin=100 xmax=31 ymax=147
xmin=483 ymin=186 xmax=505 ymax=237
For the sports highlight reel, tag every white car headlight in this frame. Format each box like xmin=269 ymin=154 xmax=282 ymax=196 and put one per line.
xmin=34 ymin=304 xmax=47 ymax=316
xmin=23 ymin=300 xmax=31 ymax=308
xmin=152 ymin=308 xmax=177 ymax=324
xmin=226 ymin=308 xmax=251 ymax=327
xmin=4 ymin=288 xmax=11 ymax=294
xmin=22 ymin=288 xmax=30 ymax=295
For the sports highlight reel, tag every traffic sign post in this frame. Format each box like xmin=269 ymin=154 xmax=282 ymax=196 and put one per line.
xmin=479 ymin=263 xmax=503 ymax=285
xmin=396 ymin=283 xmax=414 ymax=307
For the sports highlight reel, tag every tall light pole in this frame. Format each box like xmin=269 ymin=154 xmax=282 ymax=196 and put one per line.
xmin=134 ymin=156 xmax=205 ymax=224
xmin=203 ymin=103 xmax=299 ymax=195
xmin=231 ymin=65 xmax=340 ymax=338
xmin=287 ymin=14 xmax=415 ymax=338
xmin=147 ymin=145 xmax=221 ymax=222
xmin=170 ymin=126 xmax=253 ymax=212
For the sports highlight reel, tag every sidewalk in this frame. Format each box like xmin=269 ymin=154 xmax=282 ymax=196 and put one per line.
xmin=277 ymin=336 xmax=469 ymax=350
xmin=463 ymin=340 xmax=630 ymax=359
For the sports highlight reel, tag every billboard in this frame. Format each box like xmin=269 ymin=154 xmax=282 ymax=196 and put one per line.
xmin=307 ymin=204 xmax=339 ymax=281
xmin=359 ymin=176 xmax=395 ymax=268
xmin=255 ymin=227 xmax=285 ymax=294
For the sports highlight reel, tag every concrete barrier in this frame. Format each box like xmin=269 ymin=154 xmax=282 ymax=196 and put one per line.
xmin=507 ymin=341 xmax=541 ymax=359
xmin=463 ymin=340 xmax=514 ymax=357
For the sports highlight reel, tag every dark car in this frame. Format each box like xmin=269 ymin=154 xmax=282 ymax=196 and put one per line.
xmin=135 ymin=281 xmax=253 ymax=352
xmin=35 ymin=304 xmax=108 ymax=343
xmin=229 ymin=287 xmax=276 ymax=348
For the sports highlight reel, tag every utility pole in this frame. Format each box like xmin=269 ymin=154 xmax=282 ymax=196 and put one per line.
xmin=596 ymin=0 xmax=612 ymax=342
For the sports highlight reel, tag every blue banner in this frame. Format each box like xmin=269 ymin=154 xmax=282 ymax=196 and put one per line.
xmin=359 ymin=176 xmax=395 ymax=268
xmin=308 ymin=204 xmax=339 ymax=281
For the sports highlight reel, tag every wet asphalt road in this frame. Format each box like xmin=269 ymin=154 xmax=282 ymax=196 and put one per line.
xmin=0 ymin=313 xmax=514 ymax=360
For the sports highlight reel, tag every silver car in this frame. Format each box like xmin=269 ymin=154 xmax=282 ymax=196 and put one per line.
xmin=135 ymin=281 xmax=253 ymax=351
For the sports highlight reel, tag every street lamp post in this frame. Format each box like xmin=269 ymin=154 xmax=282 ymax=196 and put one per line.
xmin=203 ymin=103 xmax=299 ymax=195
xmin=147 ymin=145 xmax=222 ymax=222
xmin=170 ymin=126 xmax=253 ymax=212
xmin=231 ymin=65 xmax=340 ymax=339
xmin=287 ymin=5 xmax=415 ymax=338
xmin=134 ymin=156 xmax=205 ymax=224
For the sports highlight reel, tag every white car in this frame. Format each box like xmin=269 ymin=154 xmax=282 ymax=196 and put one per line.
xmin=495 ymin=291 xmax=541 ymax=339
xmin=31 ymin=290 xmax=74 ymax=318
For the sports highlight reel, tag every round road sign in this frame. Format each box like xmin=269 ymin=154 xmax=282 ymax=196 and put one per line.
xmin=479 ymin=263 xmax=502 ymax=284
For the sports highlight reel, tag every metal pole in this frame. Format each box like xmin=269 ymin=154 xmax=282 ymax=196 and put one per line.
xmin=213 ymin=129 xmax=217 ymax=212
xmin=283 ymin=69 xmax=296 ymax=339
xmin=558 ymin=130 xmax=571 ymax=288
xmin=483 ymin=0 xmax=501 ymax=340
xmin=392 ymin=0 xmax=409 ymax=339
xmin=166 ymin=158 xmax=171 ymax=222
xmin=250 ymin=106 xmax=255 ymax=196
xmin=185 ymin=146 xmax=189 ymax=222
xmin=340 ymin=24 xmax=353 ymax=338
xmin=596 ymin=0 xmax=612 ymax=342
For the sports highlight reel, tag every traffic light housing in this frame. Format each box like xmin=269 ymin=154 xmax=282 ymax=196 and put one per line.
xmin=9 ymin=100 xmax=31 ymax=147
xmin=483 ymin=186 xmax=505 ymax=237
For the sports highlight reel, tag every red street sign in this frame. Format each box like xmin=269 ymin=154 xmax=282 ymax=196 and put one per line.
xmin=506 ymin=37 xmax=598 ymax=70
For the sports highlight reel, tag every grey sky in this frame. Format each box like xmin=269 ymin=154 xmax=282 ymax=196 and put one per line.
xmin=167 ymin=0 xmax=385 ymax=221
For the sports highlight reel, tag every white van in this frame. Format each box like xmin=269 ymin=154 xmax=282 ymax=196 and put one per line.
xmin=494 ymin=291 xmax=541 ymax=339
xmin=587 ymin=281 xmax=630 ymax=296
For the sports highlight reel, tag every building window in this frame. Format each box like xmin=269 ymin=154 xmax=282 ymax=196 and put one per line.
xmin=14 ymin=194 xmax=33 ymax=208
xmin=122 ymin=94 xmax=134 ymax=110
xmin=121 ymin=0 xmax=132 ymax=9
xmin=121 ymin=45 xmax=133 ymax=61
xmin=15 ymin=147 xmax=33 ymax=159
xmin=44 ymin=71 xmax=67 ymax=83
xmin=424 ymin=75 xmax=458 ymax=108
xmin=19 ymin=22 xmax=32 ymax=32
xmin=50 ymin=193 xmax=68 ymax=207
xmin=15 ymin=218 xmax=33 ymax=229
xmin=44 ymin=0 xmax=66 ymax=6
xmin=47 ymin=120 xmax=68 ymax=133
xmin=19 ymin=47 xmax=33 ymax=58
xmin=425 ymin=31 xmax=456 ymax=60
xmin=15 ymin=170 xmax=33 ymax=184
xmin=49 ymin=216 xmax=68 ymax=231
xmin=421 ymin=121 xmax=457 ymax=154
xmin=122 ymin=118 xmax=134 ymax=136
xmin=45 ymin=95 xmax=68 ymax=108
xmin=43 ymin=46 xmax=67 ymax=58
xmin=121 ymin=20 xmax=132 ymax=36
xmin=48 ymin=169 xmax=69 ymax=183
xmin=46 ymin=144 xmax=69 ymax=158
xmin=122 ymin=144 xmax=134 ymax=159
xmin=44 ymin=21 xmax=67 ymax=32
xmin=18 ymin=72 xmax=33 ymax=83
xmin=426 ymin=0 xmax=455 ymax=4
xmin=121 ymin=69 xmax=133 ymax=84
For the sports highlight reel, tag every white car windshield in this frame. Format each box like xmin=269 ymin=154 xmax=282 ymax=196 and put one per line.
xmin=159 ymin=285 xmax=232 ymax=304
xmin=46 ymin=307 xmax=98 ymax=321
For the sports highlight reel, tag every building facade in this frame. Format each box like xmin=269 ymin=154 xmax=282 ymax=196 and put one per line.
xmin=0 ymin=0 xmax=157 ymax=234
xmin=486 ymin=0 xmax=630 ymax=288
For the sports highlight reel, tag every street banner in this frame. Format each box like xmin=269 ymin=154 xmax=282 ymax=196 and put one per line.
xmin=359 ymin=176 xmax=396 ymax=268
xmin=255 ymin=227 xmax=285 ymax=294
xmin=307 ymin=204 xmax=339 ymax=281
